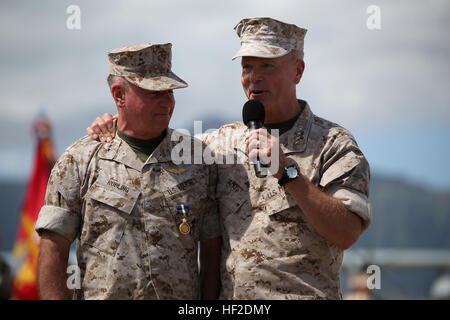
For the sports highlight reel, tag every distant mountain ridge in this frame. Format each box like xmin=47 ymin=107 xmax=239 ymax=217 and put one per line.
xmin=1 ymin=174 xmax=449 ymax=250
xmin=356 ymin=175 xmax=450 ymax=249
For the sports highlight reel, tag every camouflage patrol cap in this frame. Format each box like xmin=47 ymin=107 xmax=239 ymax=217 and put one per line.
xmin=108 ymin=43 xmax=188 ymax=91
xmin=232 ymin=17 xmax=307 ymax=60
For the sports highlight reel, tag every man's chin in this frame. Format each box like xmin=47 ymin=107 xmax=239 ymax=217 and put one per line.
xmin=147 ymin=117 xmax=170 ymax=131
xmin=249 ymin=95 xmax=269 ymax=107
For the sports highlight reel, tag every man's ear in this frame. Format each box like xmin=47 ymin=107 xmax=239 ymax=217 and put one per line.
xmin=111 ymin=83 xmax=126 ymax=108
xmin=294 ymin=59 xmax=305 ymax=84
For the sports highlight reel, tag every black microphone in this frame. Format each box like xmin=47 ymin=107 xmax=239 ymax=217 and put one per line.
xmin=242 ymin=100 xmax=266 ymax=178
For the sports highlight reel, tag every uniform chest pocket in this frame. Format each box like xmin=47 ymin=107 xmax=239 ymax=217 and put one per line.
xmin=247 ymin=174 xmax=304 ymax=217
xmin=82 ymin=179 xmax=140 ymax=256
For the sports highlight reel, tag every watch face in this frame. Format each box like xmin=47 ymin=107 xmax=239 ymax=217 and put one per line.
xmin=286 ymin=166 xmax=298 ymax=178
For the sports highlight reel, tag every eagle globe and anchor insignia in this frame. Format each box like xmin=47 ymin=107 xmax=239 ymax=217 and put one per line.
xmin=176 ymin=204 xmax=191 ymax=235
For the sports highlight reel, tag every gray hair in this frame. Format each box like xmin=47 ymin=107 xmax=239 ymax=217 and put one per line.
xmin=107 ymin=74 xmax=130 ymax=89
xmin=290 ymin=49 xmax=304 ymax=61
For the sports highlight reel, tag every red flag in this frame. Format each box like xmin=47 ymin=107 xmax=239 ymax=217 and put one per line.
xmin=12 ymin=116 xmax=56 ymax=300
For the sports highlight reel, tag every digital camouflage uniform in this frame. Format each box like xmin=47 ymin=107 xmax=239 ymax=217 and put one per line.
xmin=202 ymin=101 xmax=371 ymax=299
xmin=200 ymin=17 xmax=371 ymax=299
xmin=35 ymin=43 xmax=220 ymax=299
xmin=35 ymin=130 xmax=220 ymax=299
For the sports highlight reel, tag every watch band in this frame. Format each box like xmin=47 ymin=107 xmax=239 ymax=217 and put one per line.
xmin=278 ymin=173 xmax=290 ymax=186
xmin=278 ymin=164 xmax=299 ymax=186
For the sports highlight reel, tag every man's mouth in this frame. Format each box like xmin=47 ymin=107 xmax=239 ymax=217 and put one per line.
xmin=154 ymin=112 xmax=171 ymax=117
xmin=250 ymin=90 xmax=267 ymax=97
xmin=154 ymin=109 xmax=172 ymax=116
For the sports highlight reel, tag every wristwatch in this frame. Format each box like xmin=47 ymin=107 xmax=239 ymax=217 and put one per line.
xmin=278 ymin=163 xmax=300 ymax=186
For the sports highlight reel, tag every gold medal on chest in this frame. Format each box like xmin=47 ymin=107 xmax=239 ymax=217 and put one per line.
xmin=179 ymin=218 xmax=191 ymax=235
xmin=176 ymin=204 xmax=191 ymax=235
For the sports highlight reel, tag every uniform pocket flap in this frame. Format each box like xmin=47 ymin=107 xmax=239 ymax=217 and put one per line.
xmin=85 ymin=174 xmax=140 ymax=215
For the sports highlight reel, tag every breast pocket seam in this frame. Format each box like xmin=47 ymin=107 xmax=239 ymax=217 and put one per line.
xmin=82 ymin=183 xmax=140 ymax=257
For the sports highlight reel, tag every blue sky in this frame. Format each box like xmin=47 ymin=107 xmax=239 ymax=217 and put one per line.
xmin=0 ymin=0 xmax=449 ymax=190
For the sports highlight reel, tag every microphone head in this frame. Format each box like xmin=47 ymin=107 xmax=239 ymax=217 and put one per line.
xmin=242 ymin=100 xmax=265 ymax=126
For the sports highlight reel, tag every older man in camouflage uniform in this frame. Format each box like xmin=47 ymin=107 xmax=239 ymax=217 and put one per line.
xmin=208 ymin=17 xmax=371 ymax=299
xmin=87 ymin=18 xmax=371 ymax=300
xmin=35 ymin=43 xmax=221 ymax=300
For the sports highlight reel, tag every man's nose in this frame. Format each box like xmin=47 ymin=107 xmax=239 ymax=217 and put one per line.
xmin=160 ymin=91 xmax=175 ymax=104
xmin=248 ymin=68 xmax=263 ymax=83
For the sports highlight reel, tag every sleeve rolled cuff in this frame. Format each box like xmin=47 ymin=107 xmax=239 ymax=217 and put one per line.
xmin=326 ymin=186 xmax=372 ymax=232
xmin=35 ymin=205 xmax=81 ymax=243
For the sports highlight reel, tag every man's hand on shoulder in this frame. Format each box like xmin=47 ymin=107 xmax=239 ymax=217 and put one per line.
xmin=86 ymin=113 xmax=118 ymax=142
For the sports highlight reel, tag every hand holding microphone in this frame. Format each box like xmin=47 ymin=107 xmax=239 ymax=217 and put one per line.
xmin=242 ymin=100 xmax=267 ymax=178
xmin=243 ymin=100 xmax=289 ymax=180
